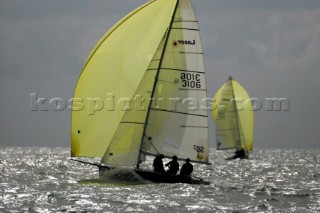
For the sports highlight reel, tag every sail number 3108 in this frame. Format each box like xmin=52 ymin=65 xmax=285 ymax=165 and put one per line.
xmin=181 ymin=73 xmax=201 ymax=88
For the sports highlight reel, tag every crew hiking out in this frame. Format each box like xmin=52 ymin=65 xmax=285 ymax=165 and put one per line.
xmin=165 ymin=156 xmax=179 ymax=175
xmin=180 ymin=158 xmax=193 ymax=176
xmin=153 ymin=154 xmax=165 ymax=173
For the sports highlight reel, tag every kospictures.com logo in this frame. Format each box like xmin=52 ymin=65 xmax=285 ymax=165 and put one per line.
xmin=30 ymin=93 xmax=290 ymax=115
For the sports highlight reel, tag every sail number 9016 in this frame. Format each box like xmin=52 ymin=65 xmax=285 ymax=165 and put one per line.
xmin=181 ymin=73 xmax=201 ymax=88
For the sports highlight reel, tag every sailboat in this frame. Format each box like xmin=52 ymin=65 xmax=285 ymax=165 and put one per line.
xmin=71 ymin=0 xmax=210 ymax=184
xmin=212 ymin=76 xmax=254 ymax=159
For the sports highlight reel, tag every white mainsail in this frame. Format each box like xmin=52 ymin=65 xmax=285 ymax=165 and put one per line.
xmin=142 ymin=0 xmax=208 ymax=163
xmin=101 ymin=0 xmax=209 ymax=167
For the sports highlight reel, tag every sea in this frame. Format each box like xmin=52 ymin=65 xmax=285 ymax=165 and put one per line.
xmin=0 ymin=147 xmax=319 ymax=212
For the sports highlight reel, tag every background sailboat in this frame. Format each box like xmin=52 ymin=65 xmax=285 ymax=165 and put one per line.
xmin=212 ymin=76 xmax=254 ymax=159
xmin=71 ymin=0 xmax=210 ymax=184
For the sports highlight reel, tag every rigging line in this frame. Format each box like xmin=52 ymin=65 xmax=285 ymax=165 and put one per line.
xmin=144 ymin=135 xmax=159 ymax=155
xmin=136 ymin=0 xmax=181 ymax=168
xmin=150 ymin=108 xmax=208 ymax=118
xmin=173 ymin=20 xmax=198 ymax=23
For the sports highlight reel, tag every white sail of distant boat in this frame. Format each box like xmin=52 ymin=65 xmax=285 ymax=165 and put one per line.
xmin=212 ymin=76 xmax=254 ymax=159
xmin=71 ymin=0 xmax=209 ymax=184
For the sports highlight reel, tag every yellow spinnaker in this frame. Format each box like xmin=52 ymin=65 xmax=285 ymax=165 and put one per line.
xmin=212 ymin=78 xmax=254 ymax=152
xmin=71 ymin=0 xmax=178 ymax=157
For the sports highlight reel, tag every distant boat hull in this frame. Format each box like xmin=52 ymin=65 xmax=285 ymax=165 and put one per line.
xmin=225 ymin=155 xmax=249 ymax=161
xmin=98 ymin=166 xmax=209 ymax=185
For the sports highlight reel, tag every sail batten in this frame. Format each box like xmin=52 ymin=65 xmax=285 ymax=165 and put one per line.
xmin=160 ymin=68 xmax=205 ymax=73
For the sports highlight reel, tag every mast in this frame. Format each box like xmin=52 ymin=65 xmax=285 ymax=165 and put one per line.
xmin=136 ymin=0 xmax=180 ymax=167
xmin=229 ymin=77 xmax=242 ymax=150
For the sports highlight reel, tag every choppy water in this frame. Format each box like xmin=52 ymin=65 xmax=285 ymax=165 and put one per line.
xmin=0 ymin=147 xmax=319 ymax=212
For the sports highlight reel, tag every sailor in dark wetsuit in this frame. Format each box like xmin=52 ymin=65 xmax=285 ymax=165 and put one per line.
xmin=180 ymin=158 xmax=193 ymax=176
xmin=165 ymin=156 xmax=179 ymax=175
xmin=153 ymin=154 xmax=165 ymax=173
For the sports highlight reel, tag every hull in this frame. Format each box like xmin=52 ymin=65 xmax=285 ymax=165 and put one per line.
xmin=134 ymin=169 xmax=208 ymax=185
xmin=225 ymin=154 xmax=249 ymax=161
xmin=98 ymin=166 xmax=209 ymax=185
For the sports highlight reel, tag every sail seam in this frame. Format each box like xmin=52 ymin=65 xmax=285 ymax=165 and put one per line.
xmin=120 ymin=122 xmax=145 ymax=125
xmin=150 ymin=108 xmax=208 ymax=117
xmin=216 ymin=128 xmax=242 ymax=131
xmin=146 ymin=68 xmax=158 ymax=71
xmin=171 ymin=28 xmax=199 ymax=31
xmin=179 ymin=88 xmax=207 ymax=91
xmin=217 ymin=147 xmax=239 ymax=150
xmin=180 ymin=125 xmax=208 ymax=128
xmin=179 ymin=51 xmax=204 ymax=55
xmin=173 ymin=20 xmax=198 ymax=23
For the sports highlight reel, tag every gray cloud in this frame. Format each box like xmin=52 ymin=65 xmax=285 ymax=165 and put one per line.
xmin=1 ymin=0 xmax=320 ymax=148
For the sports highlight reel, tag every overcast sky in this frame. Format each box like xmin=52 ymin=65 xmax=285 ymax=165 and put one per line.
xmin=1 ymin=0 xmax=320 ymax=149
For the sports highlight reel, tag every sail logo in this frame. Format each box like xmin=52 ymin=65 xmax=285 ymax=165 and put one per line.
xmin=194 ymin=145 xmax=205 ymax=161
xmin=193 ymin=145 xmax=204 ymax=153
xmin=173 ymin=40 xmax=196 ymax=46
